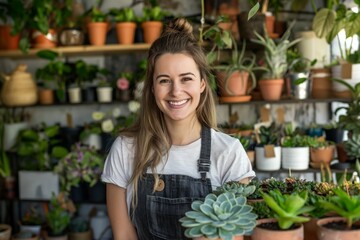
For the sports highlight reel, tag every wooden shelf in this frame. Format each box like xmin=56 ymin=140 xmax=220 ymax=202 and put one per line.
xmin=0 ymin=43 xmax=151 ymax=59
xmin=218 ymin=97 xmax=351 ymax=105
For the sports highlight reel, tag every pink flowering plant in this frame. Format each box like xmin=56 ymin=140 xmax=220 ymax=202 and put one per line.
xmin=116 ymin=72 xmax=134 ymax=91
xmin=54 ymin=143 xmax=104 ymax=194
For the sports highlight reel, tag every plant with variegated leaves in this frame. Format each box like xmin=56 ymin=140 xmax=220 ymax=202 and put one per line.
xmin=179 ymin=192 xmax=257 ymax=240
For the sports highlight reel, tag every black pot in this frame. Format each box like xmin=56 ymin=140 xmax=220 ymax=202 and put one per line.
xmin=70 ymin=182 xmax=88 ymax=203
xmin=60 ymin=126 xmax=84 ymax=151
xmin=324 ymin=128 xmax=344 ymax=144
xmin=82 ymin=86 xmax=97 ymax=102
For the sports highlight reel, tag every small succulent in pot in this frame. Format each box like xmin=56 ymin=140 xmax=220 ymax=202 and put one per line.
xmin=179 ymin=192 xmax=257 ymax=240
xmin=214 ymin=181 xmax=256 ymax=198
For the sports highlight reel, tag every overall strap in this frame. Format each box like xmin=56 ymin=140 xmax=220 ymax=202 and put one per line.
xmin=198 ymin=126 xmax=211 ymax=181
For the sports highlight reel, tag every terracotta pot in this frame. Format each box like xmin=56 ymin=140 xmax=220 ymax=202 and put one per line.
xmin=32 ymin=29 xmax=57 ymax=49
xmin=258 ymin=79 xmax=284 ymax=101
xmin=304 ymin=217 xmax=318 ymax=240
xmin=252 ymin=218 xmax=304 ymax=240
xmin=141 ymin=21 xmax=163 ymax=44
xmin=217 ymin=70 xmax=250 ymax=96
xmin=310 ymin=146 xmax=335 ymax=168
xmin=265 ymin=14 xmax=275 ymax=35
xmin=0 ymin=25 xmax=20 ymax=50
xmin=115 ymin=22 xmax=137 ymax=44
xmin=38 ymin=88 xmax=54 ymax=105
xmin=87 ymin=22 xmax=108 ymax=46
xmin=317 ymin=217 xmax=360 ymax=240
xmin=218 ymin=22 xmax=232 ymax=30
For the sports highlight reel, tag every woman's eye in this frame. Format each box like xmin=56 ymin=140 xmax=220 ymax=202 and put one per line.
xmin=182 ymin=77 xmax=192 ymax=82
xmin=159 ymin=79 xmax=171 ymax=84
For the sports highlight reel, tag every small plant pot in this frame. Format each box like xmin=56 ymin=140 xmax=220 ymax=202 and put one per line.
xmin=251 ymin=218 xmax=304 ymax=240
xmin=68 ymin=87 xmax=82 ymax=104
xmin=38 ymin=88 xmax=54 ymax=105
xmin=281 ymin=147 xmax=310 ymax=170
xmin=115 ymin=22 xmax=136 ymax=44
xmin=96 ymin=87 xmax=113 ymax=103
xmin=316 ymin=217 xmax=360 ymax=240
xmin=310 ymin=146 xmax=335 ymax=168
xmin=68 ymin=230 xmax=92 ymax=240
xmin=255 ymin=146 xmax=281 ymax=171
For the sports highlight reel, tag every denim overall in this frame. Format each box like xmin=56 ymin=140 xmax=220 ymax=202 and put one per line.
xmin=132 ymin=127 xmax=212 ymax=240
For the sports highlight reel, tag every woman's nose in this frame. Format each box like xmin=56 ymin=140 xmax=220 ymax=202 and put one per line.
xmin=170 ymin=81 xmax=182 ymax=95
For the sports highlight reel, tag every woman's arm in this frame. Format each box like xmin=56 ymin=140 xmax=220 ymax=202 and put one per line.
xmin=106 ymin=183 xmax=138 ymax=240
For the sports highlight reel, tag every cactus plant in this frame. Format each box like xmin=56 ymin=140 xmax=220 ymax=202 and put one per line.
xmin=179 ymin=192 xmax=257 ymax=240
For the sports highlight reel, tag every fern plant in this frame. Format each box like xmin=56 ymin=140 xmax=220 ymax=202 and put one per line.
xmin=179 ymin=192 xmax=257 ymax=240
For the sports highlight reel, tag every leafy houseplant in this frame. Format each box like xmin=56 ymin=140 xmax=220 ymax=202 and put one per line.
xmin=36 ymin=50 xmax=71 ymax=103
xmin=46 ymin=192 xmax=75 ymax=237
xmin=54 ymin=143 xmax=105 ymax=194
xmin=141 ymin=5 xmax=168 ymax=44
xmin=179 ymin=192 xmax=257 ymax=240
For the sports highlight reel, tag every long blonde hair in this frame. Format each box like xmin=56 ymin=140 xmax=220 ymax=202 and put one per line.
xmin=120 ymin=18 xmax=217 ymax=209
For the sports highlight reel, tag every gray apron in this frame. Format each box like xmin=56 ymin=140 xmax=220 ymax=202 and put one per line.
xmin=132 ymin=126 xmax=212 ymax=239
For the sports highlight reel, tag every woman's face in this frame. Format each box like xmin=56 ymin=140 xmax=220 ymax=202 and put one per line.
xmin=153 ymin=53 xmax=205 ymax=124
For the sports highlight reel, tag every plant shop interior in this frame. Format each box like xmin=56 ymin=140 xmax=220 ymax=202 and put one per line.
xmin=1 ymin=0 xmax=360 ymax=240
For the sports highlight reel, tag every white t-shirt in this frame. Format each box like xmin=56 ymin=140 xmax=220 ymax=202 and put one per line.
xmin=101 ymin=128 xmax=255 ymax=211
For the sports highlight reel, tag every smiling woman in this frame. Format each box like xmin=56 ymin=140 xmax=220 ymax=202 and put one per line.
xmin=101 ymin=17 xmax=255 ymax=240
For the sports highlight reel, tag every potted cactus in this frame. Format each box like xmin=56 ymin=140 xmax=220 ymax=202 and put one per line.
xmin=179 ymin=191 xmax=257 ymax=240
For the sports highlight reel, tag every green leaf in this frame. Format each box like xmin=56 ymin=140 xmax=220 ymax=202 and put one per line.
xmin=36 ymin=50 xmax=59 ymax=61
xmin=312 ymin=8 xmax=337 ymax=41
xmin=248 ymin=2 xmax=260 ymax=20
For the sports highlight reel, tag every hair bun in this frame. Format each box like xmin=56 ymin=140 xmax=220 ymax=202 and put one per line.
xmin=163 ymin=18 xmax=194 ymax=40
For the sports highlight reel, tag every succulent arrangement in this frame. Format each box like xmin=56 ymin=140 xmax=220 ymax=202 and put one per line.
xmin=179 ymin=192 xmax=257 ymax=240
xmin=214 ymin=181 xmax=256 ymax=198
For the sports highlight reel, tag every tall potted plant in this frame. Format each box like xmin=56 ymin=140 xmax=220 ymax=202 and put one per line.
xmin=251 ymin=22 xmax=301 ymax=101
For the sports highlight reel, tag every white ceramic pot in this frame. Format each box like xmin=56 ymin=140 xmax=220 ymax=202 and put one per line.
xmin=96 ymin=87 xmax=113 ymax=103
xmin=281 ymin=147 xmax=310 ymax=170
xmin=255 ymin=146 xmax=281 ymax=171
xmin=68 ymin=87 xmax=82 ymax=103
xmin=82 ymin=133 xmax=102 ymax=150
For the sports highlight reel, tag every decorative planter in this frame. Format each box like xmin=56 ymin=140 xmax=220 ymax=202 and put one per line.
xmin=285 ymin=72 xmax=311 ymax=99
xmin=252 ymin=218 xmax=304 ymax=240
xmin=317 ymin=217 xmax=360 ymax=240
xmin=281 ymin=147 xmax=310 ymax=170
xmin=331 ymin=63 xmax=360 ymax=98
xmin=59 ymin=28 xmax=84 ymax=46
xmin=18 ymin=171 xmax=59 ymax=200
xmin=311 ymin=68 xmax=332 ymax=99
xmin=32 ymin=29 xmax=57 ymax=49
xmin=115 ymin=22 xmax=137 ymax=44
xmin=255 ymin=146 xmax=281 ymax=171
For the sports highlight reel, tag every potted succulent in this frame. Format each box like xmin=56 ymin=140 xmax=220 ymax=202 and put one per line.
xmin=308 ymin=136 xmax=335 ymax=169
xmin=45 ymin=192 xmax=75 ymax=240
xmin=179 ymin=192 xmax=257 ymax=240
xmin=68 ymin=217 xmax=92 ymax=240
xmin=255 ymin=123 xmax=283 ymax=171
xmin=140 ymin=5 xmax=168 ymax=44
xmin=109 ymin=7 xmax=137 ymax=44
xmin=251 ymin=22 xmax=302 ymax=101
xmin=317 ymin=187 xmax=360 ymax=240
xmin=252 ymin=189 xmax=314 ymax=240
